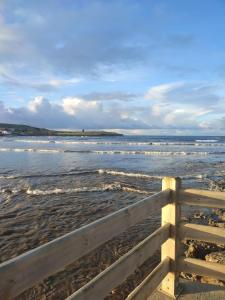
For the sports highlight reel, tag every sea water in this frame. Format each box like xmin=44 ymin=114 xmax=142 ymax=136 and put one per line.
xmin=1 ymin=135 xmax=225 ymax=298
xmin=1 ymin=135 xmax=224 ymax=194
xmin=1 ymin=135 xmax=224 ymax=235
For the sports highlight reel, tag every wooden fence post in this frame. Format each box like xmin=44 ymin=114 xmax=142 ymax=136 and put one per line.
xmin=160 ymin=177 xmax=181 ymax=298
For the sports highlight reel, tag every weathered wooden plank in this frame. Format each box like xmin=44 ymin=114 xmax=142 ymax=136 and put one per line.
xmin=179 ymin=222 xmax=225 ymax=245
xmin=161 ymin=177 xmax=181 ymax=297
xmin=66 ymin=223 xmax=170 ymax=300
xmin=0 ymin=189 xmax=170 ymax=300
xmin=179 ymin=189 xmax=225 ymax=208
xmin=126 ymin=257 xmax=170 ymax=300
xmin=178 ymin=257 xmax=225 ymax=281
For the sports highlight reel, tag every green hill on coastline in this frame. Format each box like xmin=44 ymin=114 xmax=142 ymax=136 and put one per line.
xmin=0 ymin=123 xmax=123 ymax=137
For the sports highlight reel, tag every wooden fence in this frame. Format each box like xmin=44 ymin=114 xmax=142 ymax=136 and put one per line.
xmin=0 ymin=177 xmax=225 ymax=299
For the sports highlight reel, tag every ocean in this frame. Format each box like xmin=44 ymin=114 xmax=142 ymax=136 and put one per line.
xmin=0 ymin=135 xmax=225 ymax=299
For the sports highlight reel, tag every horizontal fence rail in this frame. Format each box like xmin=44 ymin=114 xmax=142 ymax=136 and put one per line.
xmin=67 ymin=223 xmax=170 ymax=300
xmin=179 ymin=189 xmax=225 ymax=208
xmin=178 ymin=257 xmax=225 ymax=282
xmin=179 ymin=222 xmax=225 ymax=245
xmin=126 ymin=257 xmax=170 ymax=300
xmin=0 ymin=189 xmax=170 ymax=300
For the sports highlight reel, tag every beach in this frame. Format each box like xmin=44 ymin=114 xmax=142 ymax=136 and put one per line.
xmin=1 ymin=135 xmax=225 ymax=299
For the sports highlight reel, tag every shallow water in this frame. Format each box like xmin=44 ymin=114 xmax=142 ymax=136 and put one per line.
xmin=0 ymin=135 xmax=225 ymax=299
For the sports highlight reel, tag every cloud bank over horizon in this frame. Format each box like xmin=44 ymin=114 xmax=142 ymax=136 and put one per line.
xmin=1 ymin=0 xmax=225 ymax=134
xmin=1 ymin=82 xmax=225 ymax=134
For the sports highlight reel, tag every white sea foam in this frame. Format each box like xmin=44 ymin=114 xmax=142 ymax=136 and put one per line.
xmin=13 ymin=139 xmax=224 ymax=146
xmin=0 ymin=169 xmax=162 ymax=181
xmin=16 ymin=140 xmax=52 ymax=144
xmin=0 ymin=169 xmax=214 ymax=182
xmin=0 ymin=182 xmax=150 ymax=196
xmin=25 ymin=183 xmax=149 ymax=196
xmin=98 ymin=169 xmax=208 ymax=181
xmin=0 ymin=148 xmax=61 ymax=153
xmin=195 ymin=139 xmax=218 ymax=143
xmin=0 ymin=147 xmax=223 ymax=156
xmin=0 ymin=169 xmax=160 ymax=181
xmin=0 ymin=188 xmax=23 ymax=194
xmin=37 ymin=149 xmax=60 ymax=153
xmin=98 ymin=169 xmax=161 ymax=179
xmin=180 ymin=174 xmax=207 ymax=180
xmin=94 ymin=150 xmax=210 ymax=156
xmin=0 ymin=148 xmax=10 ymax=152
xmin=0 ymin=175 xmax=16 ymax=179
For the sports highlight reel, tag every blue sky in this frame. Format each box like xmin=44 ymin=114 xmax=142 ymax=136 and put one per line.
xmin=0 ymin=0 xmax=225 ymax=134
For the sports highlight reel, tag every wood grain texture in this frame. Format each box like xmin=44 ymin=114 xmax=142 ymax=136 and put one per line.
xmin=179 ymin=189 xmax=225 ymax=208
xmin=179 ymin=222 xmax=225 ymax=245
xmin=161 ymin=177 xmax=181 ymax=297
xmin=178 ymin=257 xmax=225 ymax=281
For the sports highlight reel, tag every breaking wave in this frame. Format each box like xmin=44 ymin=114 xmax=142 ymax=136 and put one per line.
xmin=98 ymin=169 xmax=161 ymax=179
xmin=0 ymin=169 xmax=161 ymax=181
xmin=99 ymin=169 xmax=209 ymax=181
xmin=0 ymin=168 xmax=216 ymax=182
xmin=92 ymin=150 xmax=210 ymax=156
xmin=15 ymin=140 xmax=54 ymax=144
xmin=1 ymin=147 xmax=225 ymax=156
xmin=0 ymin=183 xmax=150 ymax=196
xmin=195 ymin=139 xmax=218 ymax=143
xmin=0 ymin=148 xmax=61 ymax=153
xmin=14 ymin=139 xmax=224 ymax=146
xmin=0 ymin=170 xmax=96 ymax=180
xmin=98 ymin=169 xmax=208 ymax=180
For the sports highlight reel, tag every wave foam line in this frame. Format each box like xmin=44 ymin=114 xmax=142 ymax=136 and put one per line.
xmin=0 ymin=148 xmax=61 ymax=153
xmin=0 ymin=169 xmax=162 ymax=181
xmin=14 ymin=140 xmax=224 ymax=146
xmin=98 ymin=169 xmax=209 ymax=181
xmin=180 ymin=174 xmax=207 ymax=180
xmin=15 ymin=140 xmax=53 ymax=144
xmin=0 ymin=175 xmax=18 ymax=179
xmin=0 ymin=168 xmax=207 ymax=181
xmin=93 ymin=150 xmax=210 ymax=156
xmin=98 ymin=169 xmax=161 ymax=179
xmin=1 ymin=183 xmax=150 ymax=196
xmin=0 ymin=170 xmax=96 ymax=180
xmin=195 ymin=139 xmax=218 ymax=142
xmin=1 ymin=148 xmax=224 ymax=156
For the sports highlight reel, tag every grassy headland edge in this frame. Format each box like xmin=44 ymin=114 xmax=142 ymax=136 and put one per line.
xmin=0 ymin=123 xmax=123 ymax=137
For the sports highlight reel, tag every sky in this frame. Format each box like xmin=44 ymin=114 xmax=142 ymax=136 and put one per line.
xmin=0 ymin=0 xmax=225 ymax=135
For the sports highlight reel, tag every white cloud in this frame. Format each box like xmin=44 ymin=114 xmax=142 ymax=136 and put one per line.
xmin=146 ymin=82 xmax=219 ymax=106
xmin=143 ymin=81 xmax=222 ymax=130
xmin=146 ymin=82 xmax=184 ymax=101
xmin=62 ymin=98 xmax=100 ymax=116
xmin=0 ymin=96 xmax=149 ymax=129
xmin=0 ymin=80 xmax=224 ymax=133
xmin=28 ymin=96 xmax=51 ymax=113
xmin=0 ymin=72 xmax=82 ymax=91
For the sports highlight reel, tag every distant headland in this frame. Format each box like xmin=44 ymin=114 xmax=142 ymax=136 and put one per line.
xmin=0 ymin=123 xmax=123 ymax=137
